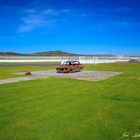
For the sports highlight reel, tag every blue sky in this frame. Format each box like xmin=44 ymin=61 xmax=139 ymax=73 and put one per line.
xmin=0 ymin=0 xmax=140 ymax=55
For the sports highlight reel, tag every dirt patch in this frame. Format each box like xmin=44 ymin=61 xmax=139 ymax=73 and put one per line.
xmin=0 ymin=70 xmax=123 ymax=85
xmin=18 ymin=70 xmax=123 ymax=81
xmin=129 ymin=76 xmax=140 ymax=80
xmin=138 ymin=77 xmax=140 ymax=80
xmin=0 ymin=76 xmax=48 ymax=85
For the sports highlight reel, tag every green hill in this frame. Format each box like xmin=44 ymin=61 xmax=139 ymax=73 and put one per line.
xmin=0 ymin=51 xmax=79 ymax=56
xmin=0 ymin=51 xmax=120 ymax=57
xmin=0 ymin=52 xmax=28 ymax=56
xmin=32 ymin=51 xmax=78 ymax=56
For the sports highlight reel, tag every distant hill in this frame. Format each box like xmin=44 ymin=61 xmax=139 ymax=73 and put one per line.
xmin=0 ymin=52 xmax=28 ymax=56
xmin=0 ymin=51 xmax=119 ymax=57
xmin=32 ymin=51 xmax=78 ymax=56
xmin=0 ymin=51 xmax=79 ymax=56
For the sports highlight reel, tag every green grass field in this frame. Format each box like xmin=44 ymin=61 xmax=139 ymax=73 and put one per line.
xmin=0 ymin=63 xmax=140 ymax=140
xmin=0 ymin=65 xmax=56 ymax=79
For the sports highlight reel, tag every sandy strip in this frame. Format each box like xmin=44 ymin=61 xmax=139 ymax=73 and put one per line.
xmin=0 ymin=76 xmax=48 ymax=85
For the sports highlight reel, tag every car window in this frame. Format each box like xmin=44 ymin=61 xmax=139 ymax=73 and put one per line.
xmin=74 ymin=62 xmax=79 ymax=65
xmin=66 ymin=62 xmax=70 ymax=65
xmin=63 ymin=61 xmax=80 ymax=65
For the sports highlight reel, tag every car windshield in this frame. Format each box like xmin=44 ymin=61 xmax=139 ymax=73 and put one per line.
xmin=63 ymin=61 xmax=80 ymax=65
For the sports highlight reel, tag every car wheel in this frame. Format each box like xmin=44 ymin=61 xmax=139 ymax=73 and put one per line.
xmin=70 ymin=69 xmax=74 ymax=73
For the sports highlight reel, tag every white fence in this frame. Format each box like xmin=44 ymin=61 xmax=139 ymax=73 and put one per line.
xmin=0 ymin=56 xmax=140 ymax=64
xmin=61 ymin=56 xmax=131 ymax=64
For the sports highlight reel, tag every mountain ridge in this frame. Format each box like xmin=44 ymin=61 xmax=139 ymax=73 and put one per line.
xmin=0 ymin=51 xmax=121 ymax=56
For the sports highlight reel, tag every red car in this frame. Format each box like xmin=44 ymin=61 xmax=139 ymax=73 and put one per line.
xmin=56 ymin=61 xmax=84 ymax=73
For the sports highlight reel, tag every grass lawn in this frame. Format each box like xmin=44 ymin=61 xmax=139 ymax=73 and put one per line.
xmin=0 ymin=63 xmax=140 ymax=140
xmin=0 ymin=65 xmax=56 ymax=79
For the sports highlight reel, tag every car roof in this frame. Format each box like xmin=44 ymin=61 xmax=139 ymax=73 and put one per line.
xmin=65 ymin=61 xmax=79 ymax=62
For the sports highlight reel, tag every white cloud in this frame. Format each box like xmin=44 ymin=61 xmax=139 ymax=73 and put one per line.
xmin=18 ymin=14 xmax=46 ymax=32
xmin=17 ymin=7 xmax=89 ymax=33
xmin=17 ymin=8 xmax=72 ymax=33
